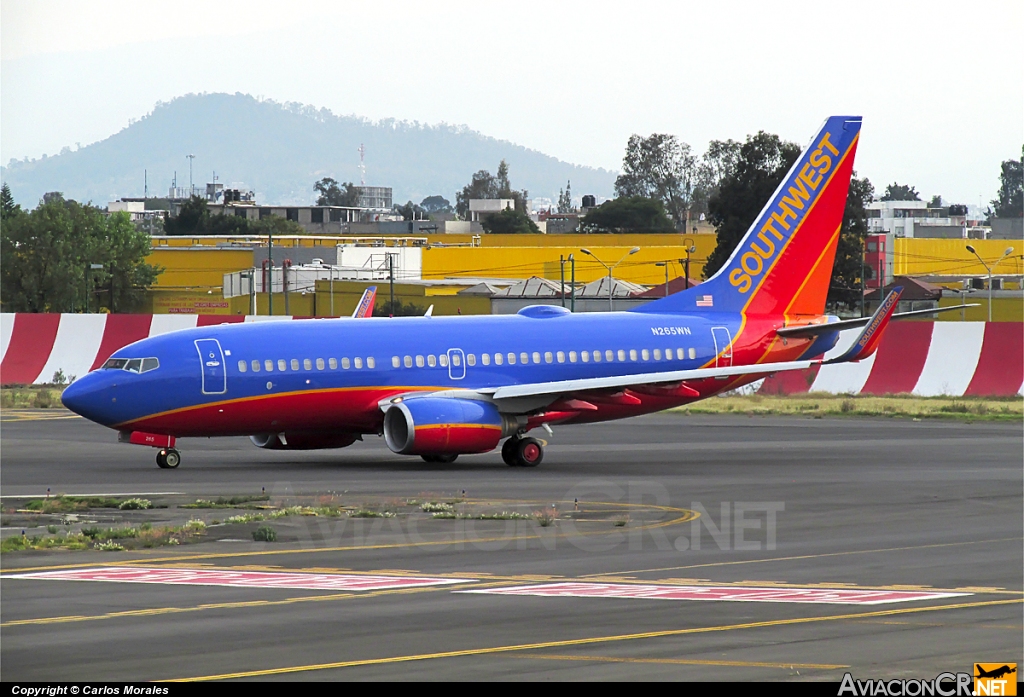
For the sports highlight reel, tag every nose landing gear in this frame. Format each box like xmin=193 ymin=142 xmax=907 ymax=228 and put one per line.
xmin=156 ymin=449 xmax=181 ymax=469
xmin=501 ymin=436 xmax=544 ymax=468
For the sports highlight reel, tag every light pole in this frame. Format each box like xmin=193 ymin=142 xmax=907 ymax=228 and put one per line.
xmin=683 ymin=238 xmax=696 ymax=289
xmin=966 ymin=245 xmax=1014 ymax=322
xmin=655 ymin=262 xmax=670 ymax=297
xmin=580 ymin=246 xmax=640 ymax=312
xmin=186 ymin=154 xmax=196 ymax=197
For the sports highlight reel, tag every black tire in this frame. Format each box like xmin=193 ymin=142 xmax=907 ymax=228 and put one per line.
xmin=515 ymin=437 xmax=543 ymax=468
xmin=421 ymin=454 xmax=438 ymax=463
xmin=501 ymin=438 xmax=520 ymax=467
xmin=163 ymin=449 xmax=181 ymax=469
xmin=156 ymin=450 xmax=169 ymax=469
xmin=422 ymin=453 xmax=458 ymax=464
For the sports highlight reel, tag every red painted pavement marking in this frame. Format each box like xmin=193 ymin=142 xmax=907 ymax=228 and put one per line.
xmin=7 ymin=567 xmax=474 ymax=591
xmin=463 ymin=583 xmax=969 ymax=605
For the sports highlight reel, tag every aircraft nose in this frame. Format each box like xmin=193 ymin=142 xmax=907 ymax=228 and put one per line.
xmin=61 ymin=374 xmax=112 ymax=424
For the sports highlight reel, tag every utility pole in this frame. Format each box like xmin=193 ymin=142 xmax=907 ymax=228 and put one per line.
xmin=569 ymin=254 xmax=576 ymax=312
xmin=683 ymin=238 xmax=695 ymax=290
xmin=559 ymin=255 xmax=566 ymax=308
xmin=268 ymin=232 xmax=274 ymax=316
xmin=388 ymin=253 xmax=395 ymax=317
xmin=186 ymin=154 xmax=196 ymax=196
xmin=655 ymin=262 xmax=669 ymax=297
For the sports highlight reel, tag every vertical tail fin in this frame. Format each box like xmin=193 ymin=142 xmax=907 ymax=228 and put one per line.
xmin=352 ymin=286 xmax=377 ymax=318
xmin=635 ymin=116 xmax=862 ymax=317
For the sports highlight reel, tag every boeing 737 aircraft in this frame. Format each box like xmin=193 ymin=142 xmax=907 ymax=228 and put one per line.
xmin=62 ymin=116 xmax=942 ymax=469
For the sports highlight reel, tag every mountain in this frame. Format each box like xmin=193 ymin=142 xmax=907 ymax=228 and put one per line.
xmin=1 ymin=93 xmax=616 ymax=209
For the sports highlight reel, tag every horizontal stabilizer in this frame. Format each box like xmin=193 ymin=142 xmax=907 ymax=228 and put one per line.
xmin=776 ymin=303 xmax=980 ymax=339
xmin=825 ymin=287 xmax=903 ymax=364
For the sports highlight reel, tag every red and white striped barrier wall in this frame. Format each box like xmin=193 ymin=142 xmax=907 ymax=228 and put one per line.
xmin=0 ymin=314 xmax=298 ymax=385
xmin=759 ymin=322 xmax=1023 ymax=397
xmin=1 ymin=314 xmax=1021 ymax=395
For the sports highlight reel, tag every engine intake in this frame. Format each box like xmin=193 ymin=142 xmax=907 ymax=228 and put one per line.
xmin=249 ymin=432 xmax=359 ymax=450
xmin=383 ymin=398 xmax=520 ymax=456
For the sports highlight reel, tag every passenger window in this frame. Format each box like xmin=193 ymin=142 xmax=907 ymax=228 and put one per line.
xmin=414 ymin=355 xmax=423 ymax=367
xmin=481 ymin=353 xmax=491 ymax=366
xmin=629 ymin=349 xmax=638 ymax=361
xmin=520 ymin=352 xmax=529 ymax=364
xmin=428 ymin=355 xmax=437 ymax=368
xmin=265 ymin=360 xmax=274 ymax=372
xmin=617 ymin=349 xmax=626 ymax=362
xmin=452 ymin=353 xmax=462 ymax=366
xmin=593 ymin=350 xmax=601 ymax=363
xmin=238 ymin=360 xmax=247 ymax=373
xmin=665 ymin=348 xmax=673 ymax=360
xmin=278 ymin=359 xmax=287 ymax=371
xmin=439 ymin=354 xmax=449 ymax=367
xmin=141 ymin=358 xmax=159 ymax=372
xmin=569 ymin=351 xmax=577 ymax=363
xmin=290 ymin=359 xmax=299 ymax=371
xmin=329 ymin=358 xmax=338 ymax=369
xmin=392 ymin=356 xmax=400 ymax=368
xmin=677 ymin=348 xmax=685 ymax=360
xmin=404 ymin=356 xmax=412 ymax=368
xmin=252 ymin=360 xmax=261 ymax=372
xmin=125 ymin=359 xmax=143 ymax=373
xmin=653 ymin=349 xmax=662 ymax=360
xmin=354 ymin=357 xmax=363 ymax=369
xmin=315 ymin=358 xmax=324 ymax=370
xmin=532 ymin=352 xmax=541 ymax=364
xmin=467 ymin=354 xmax=476 ymax=366
xmin=641 ymin=349 xmax=650 ymax=361
xmin=494 ymin=353 xmax=503 ymax=365
xmin=303 ymin=359 xmax=312 ymax=370
xmin=556 ymin=351 xmax=565 ymax=363
xmin=605 ymin=350 xmax=614 ymax=362
xmin=688 ymin=348 xmax=697 ymax=359
xmin=544 ymin=352 xmax=553 ymax=363
xmin=508 ymin=353 xmax=516 ymax=365
xmin=367 ymin=357 xmax=375 ymax=369
xmin=581 ymin=351 xmax=589 ymax=363
xmin=342 ymin=357 xmax=351 ymax=369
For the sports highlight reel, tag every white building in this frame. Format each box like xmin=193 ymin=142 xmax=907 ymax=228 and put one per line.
xmin=866 ymin=200 xmax=967 ymax=239
xmin=468 ymin=199 xmax=514 ymax=222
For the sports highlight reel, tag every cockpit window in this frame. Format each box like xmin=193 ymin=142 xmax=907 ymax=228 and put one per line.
xmin=101 ymin=357 xmax=159 ymax=373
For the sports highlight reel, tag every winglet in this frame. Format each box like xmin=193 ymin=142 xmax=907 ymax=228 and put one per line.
xmin=352 ymin=286 xmax=377 ymax=318
xmin=826 ymin=287 xmax=903 ymax=364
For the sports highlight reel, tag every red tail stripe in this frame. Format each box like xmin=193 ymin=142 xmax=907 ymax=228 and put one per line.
xmin=1 ymin=314 xmax=61 ymax=384
xmin=89 ymin=314 xmax=153 ymax=371
xmin=859 ymin=323 xmax=934 ymax=395
xmin=965 ymin=323 xmax=1024 ymax=396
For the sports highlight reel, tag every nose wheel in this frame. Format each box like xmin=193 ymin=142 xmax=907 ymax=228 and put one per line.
xmin=502 ymin=436 xmax=544 ymax=468
xmin=156 ymin=448 xmax=181 ymax=469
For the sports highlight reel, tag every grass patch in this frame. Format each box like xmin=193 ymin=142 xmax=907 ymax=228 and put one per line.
xmin=180 ymin=495 xmax=270 ymax=509
xmin=22 ymin=495 xmax=127 ymax=513
xmin=252 ymin=525 xmax=277 ymax=542
xmin=1 ymin=385 xmax=65 ymax=409
xmin=1 ymin=519 xmax=212 ymax=553
xmin=420 ymin=502 xmax=455 ymax=513
xmin=348 ymin=509 xmax=395 ymax=518
xmin=673 ymin=394 xmax=1023 ymax=420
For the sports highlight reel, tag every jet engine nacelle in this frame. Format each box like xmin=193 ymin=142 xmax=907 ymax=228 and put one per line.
xmin=249 ymin=432 xmax=360 ymax=450
xmin=383 ymin=398 xmax=520 ymax=456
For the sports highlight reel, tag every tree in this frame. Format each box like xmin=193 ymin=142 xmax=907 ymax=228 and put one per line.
xmin=691 ymin=139 xmax=741 ymax=218
xmin=880 ymin=183 xmax=920 ymax=201
xmin=991 ymin=146 xmax=1023 ymax=218
xmin=557 ymin=181 xmax=573 ymax=213
xmin=455 ymin=160 xmax=528 ymax=218
xmin=580 ymin=196 xmax=674 ymax=233
xmin=704 ymin=131 xmax=801 ymax=277
xmin=0 ymin=195 xmax=161 ymax=313
xmin=163 ymin=196 xmax=209 ymax=235
xmin=420 ymin=195 xmax=452 ymax=213
xmin=375 ymin=298 xmax=428 ymax=317
xmin=928 ymin=194 xmax=943 ymax=208
xmin=480 ymin=208 xmax=540 ymax=234
xmin=395 ymin=200 xmax=427 ymax=221
xmin=614 ymin=133 xmax=695 ymax=227
xmin=163 ymin=196 xmax=304 ymax=236
xmin=828 ymin=174 xmax=874 ymax=309
xmin=1 ymin=183 xmax=21 ymax=219
xmin=313 ymin=177 xmax=359 ymax=207
xmin=948 ymin=203 xmax=968 ymax=216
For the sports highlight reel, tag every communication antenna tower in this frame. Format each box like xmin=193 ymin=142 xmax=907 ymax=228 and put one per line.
xmin=358 ymin=144 xmax=366 ymax=186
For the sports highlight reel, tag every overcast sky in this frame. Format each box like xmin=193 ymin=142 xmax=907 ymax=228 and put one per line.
xmin=2 ymin=0 xmax=1021 ymax=205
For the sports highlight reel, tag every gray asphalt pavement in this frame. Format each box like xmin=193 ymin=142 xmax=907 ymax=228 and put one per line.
xmin=1 ymin=410 xmax=1021 ymax=681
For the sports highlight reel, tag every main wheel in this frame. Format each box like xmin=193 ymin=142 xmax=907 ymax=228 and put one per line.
xmin=422 ymin=453 xmax=458 ymax=464
xmin=162 ymin=449 xmax=181 ymax=469
xmin=501 ymin=438 xmax=520 ymax=467
xmin=515 ymin=437 xmax=544 ymax=468
xmin=156 ymin=450 xmax=169 ymax=468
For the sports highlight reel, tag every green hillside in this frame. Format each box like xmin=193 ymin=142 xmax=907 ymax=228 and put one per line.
xmin=1 ymin=93 xmax=615 ymax=208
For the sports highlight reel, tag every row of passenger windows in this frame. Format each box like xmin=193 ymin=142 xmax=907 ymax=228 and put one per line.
xmin=391 ymin=347 xmax=698 ymax=368
xmin=237 ymin=356 xmax=376 ymax=373
xmin=235 ymin=346 xmax=699 ymax=375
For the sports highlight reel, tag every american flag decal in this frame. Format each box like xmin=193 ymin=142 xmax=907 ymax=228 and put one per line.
xmin=696 ymin=295 xmax=713 ymax=307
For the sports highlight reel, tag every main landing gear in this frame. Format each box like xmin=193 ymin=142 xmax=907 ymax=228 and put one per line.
xmin=502 ymin=436 xmax=544 ymax=468
xmin=156 ymin=448 xmax=181 ymax=469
